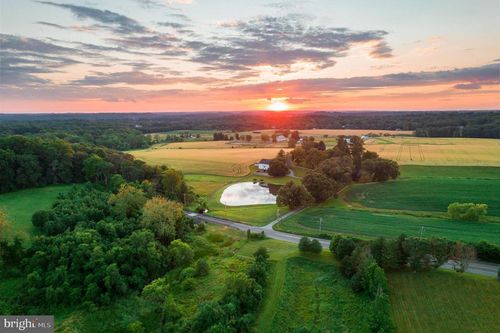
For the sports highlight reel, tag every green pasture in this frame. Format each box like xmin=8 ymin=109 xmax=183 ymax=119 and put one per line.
xmin=346 ymin=178 xmax=500 ymax=216
xmin=0 ymin=185 xmax=74 ymax=238
xmin=276 ymin=201 xmax=500 ymax=243
xmin=389 ymin=270 xmax=500 ymax=333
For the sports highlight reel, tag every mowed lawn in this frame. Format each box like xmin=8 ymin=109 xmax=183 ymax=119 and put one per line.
xmin=0 ymin=185 xmax=74 ymax=237
xmin=365 ymin=137 xmax=500 ymax=166
xmin=276 ymin=203 xmax=500 ymax=243
xmin=260 ymin=256 xmax=375 ymax=333
xmin=131 ymin=145 xmax=291 ymax=176
xmin=346 ymin=178 xmax=500 ymax=216
xmin=389 ymin=270 xmax=500 ymax=333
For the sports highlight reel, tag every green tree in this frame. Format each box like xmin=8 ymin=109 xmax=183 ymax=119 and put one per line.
xmin=299 ymin=237 xmax=312 ymax=252
xmin=195 ymin=258 xmax=210 ymax=276
xmin=268 ymin=159 xmax=289 ymax=177
xmin=448 ymin=202 xmax=488 ymax=221
xmin=317 ymin=156 xmax=354 ymax=183
xmin=160 ymin=169 xmax=189 ymax=202
xmin=142 ymin=277 xmax=171 ymax=332
xmin=276 ymin=181 xmax=313 ymax=209
xmin=309 ymin=239 xmax=322 ymax=254
xmin=83 ymin=154 xmax=113 ymax=184
xmin=349 ymin=136 xmax=364 ymax=179
xmin=302 ymin=171 xmax=337 ymax=203
xmin=335 ymin=237 xmax=357 ymax=260
xmin=167 ymin=240 xmax=194 ymax=268
xmin=141 ymin=197 xmax=184 ymax=245
xmin=108 ymin=184 xmax=147 ymax=219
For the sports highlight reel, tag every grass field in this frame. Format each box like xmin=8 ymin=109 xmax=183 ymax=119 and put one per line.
xmin=389 ymin=270 xmax=500 ymax=333
xmin=205 ymin=180 xmax=290 ymax=226
xmin=365 ymin=137 xmax=500 ymax=166
xmin=132 ymin=146 xmax=291 ymax=176
xmin=399 ymin=165 xmax=500 ymax=179
xmin=346 ymin=178 xmax=500 ymax=216
xmin=0 ymin=185 xmax=74 ymax=238
xmin=276 ymin=201 xmax=500 ymax=243
xmin=261 ymin=256 xmax=375 ymax=333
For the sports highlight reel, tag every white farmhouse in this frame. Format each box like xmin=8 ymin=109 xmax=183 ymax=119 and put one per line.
xmin=255 ymin=159 xmax=272 ymax=171
xmin=276 ymin=134 xmax=287 ymax=142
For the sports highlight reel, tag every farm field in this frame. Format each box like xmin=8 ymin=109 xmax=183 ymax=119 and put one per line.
xmin=399 ymin=165 xmax=500 ymax=178
xmin=346 ymin=178 xmax=500 ymax=216
xmin=365 ymin=137 xmax=500 ymax=166
xmin=132 ymin=146 xmax=291 ymax=176
xmin=276 ymin=202 xmax=500 ymax=243
xmin=0 ymin=184 xmax=74 ymax=237
xmin=261 ymin=256 xmax=375 ymax=333
xmin=388 ymin=270 xmax=500 ymax=333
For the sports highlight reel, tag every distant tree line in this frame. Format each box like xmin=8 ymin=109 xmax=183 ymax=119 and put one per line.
xmin=2 ymin=111 xmax=498 ymax=141
xmin=0 ymin=120 xmax=149 ymax=150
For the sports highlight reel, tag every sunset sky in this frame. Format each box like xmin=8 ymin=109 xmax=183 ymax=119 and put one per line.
xmin=0 ymin=0 xmax=499 ymax=113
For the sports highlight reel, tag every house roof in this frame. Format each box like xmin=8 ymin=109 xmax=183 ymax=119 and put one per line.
xmin=258 ymin=159 xmax=272 ymax=164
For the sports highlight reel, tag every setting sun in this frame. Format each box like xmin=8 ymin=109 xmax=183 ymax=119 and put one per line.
xmin=267 ymin=100 xmax=289 ymax=111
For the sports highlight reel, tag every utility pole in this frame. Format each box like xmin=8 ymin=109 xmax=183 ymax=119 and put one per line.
xmin=420 ymin=226 xmax=424 ymax=238
xmin=319 ymin=217 xmax=323 ymax=232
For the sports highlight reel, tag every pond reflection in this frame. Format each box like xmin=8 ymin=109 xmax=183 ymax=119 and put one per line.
xmin=220 ymin=182 xmax=277 ymax=206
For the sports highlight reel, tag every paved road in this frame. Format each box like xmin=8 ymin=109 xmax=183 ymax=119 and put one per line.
xmin=187 ymin=212 xmax=499 ymax=277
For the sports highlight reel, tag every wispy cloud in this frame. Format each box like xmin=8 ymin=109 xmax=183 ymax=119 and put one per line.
xmin=37 ymin=1 xmax=148 ymax=34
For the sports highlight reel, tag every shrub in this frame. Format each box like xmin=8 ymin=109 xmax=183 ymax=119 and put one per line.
xmin=181 ymin=277 xmax=196 ymax=291
xmin=32 ymin=210 xmax=51 ymax=229
xmin=448 ymin=202 xmax=488 ymax=221
xmin=309 ymin=239 xmax=323 ymax=254
xmin=247 ymin=230 xmax=266 ymax=240
xmin=195 ymin=259 xmax=210 ymax=277
xmin=191 ymin=236 xmax=218 ymax=258
xmin=299 ymin=237 xmax=312 ymax=252
xmin=207 ymin=232 xmax=225 ymax=243
xmin=179 ymin=267 xmax=195 ymax=281
xmin=335 ymin=238 xmax=357 ymax=260
xmin=298 ymin=237 xmax=323 ymax=254
xmin=474 ymin=240 xmax=500 ymax=263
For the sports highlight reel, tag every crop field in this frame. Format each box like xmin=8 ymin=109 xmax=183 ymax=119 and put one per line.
xmin=262 ymin=256 xmax=375 ymax=333
xmin=132 ymin=146 xmax=291 ymax=176
xmin=276 ymin=203 xmax=500 ymax=243
xmin=0 ymin=185 xmax=74 ymax=237
xmin=365 ymin=137 xmax=500 ymax=166
xmin=346 ymin=178 xmax=500 ymax=216
xmin=389 ymin=270 xmax=500 ymax=333
xmin=399 ymin=165 xmax=500 ymax=179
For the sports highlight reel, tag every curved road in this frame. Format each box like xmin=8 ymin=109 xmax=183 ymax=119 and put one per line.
xmin=187 ymin=212 xmax=499 ymax=277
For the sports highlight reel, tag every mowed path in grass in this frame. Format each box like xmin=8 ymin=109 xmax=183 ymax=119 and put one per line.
xmin=365 ymin=137 xmax=500 ymax=166
xmin=0 ymin=185 xmax=74 ymax=237
xmin=260 ymin=256 xmax=375 ymax=333
xmin=389 ymin=270 xmax=500 ymax=333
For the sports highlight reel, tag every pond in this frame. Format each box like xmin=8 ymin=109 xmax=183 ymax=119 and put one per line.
xmin=220 ymin=182 xmax=277 ymax=206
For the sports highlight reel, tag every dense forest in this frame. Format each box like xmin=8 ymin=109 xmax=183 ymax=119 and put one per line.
xmin=1 ymin=112 xmax=498 ymax=150
xmin=0 ymin=133 xmax=272 ymax=331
